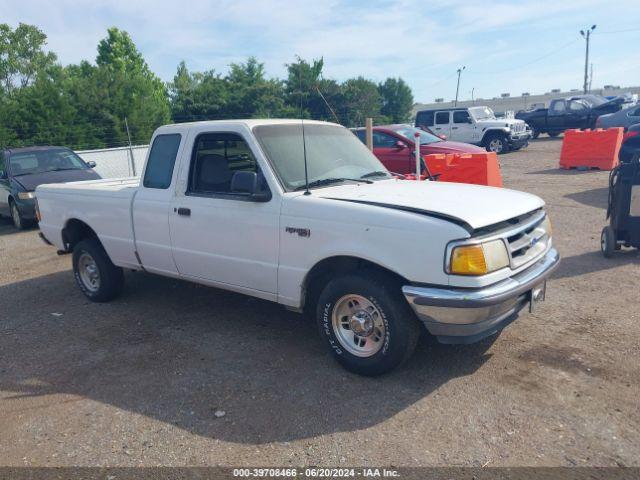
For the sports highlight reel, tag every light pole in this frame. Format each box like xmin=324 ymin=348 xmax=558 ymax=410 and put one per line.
xmin=471 ymin=87 xmax=475 ymax=105
xmin=580 ymin=25 xmax=596 ymax=94
xmin=454 ymin=66 xmax=465 ymax=107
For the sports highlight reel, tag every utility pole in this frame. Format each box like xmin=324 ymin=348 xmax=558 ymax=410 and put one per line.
xmin=589 ymin=63 xmax=593 ymax=92
xmin=471 ymin=87 xmax=475 ymax=105
xmin=454 ymin=66 xmax=465 ymax=107
xmin=580 ymin=25 xmax=596 ymax=94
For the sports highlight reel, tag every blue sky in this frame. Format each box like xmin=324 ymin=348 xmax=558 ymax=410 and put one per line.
xmin=4 ymin=0 xmax=640 ymax=103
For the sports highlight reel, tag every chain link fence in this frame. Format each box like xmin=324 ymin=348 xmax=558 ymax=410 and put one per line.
xmin=76 ymin=145 xmax=149 ymax=179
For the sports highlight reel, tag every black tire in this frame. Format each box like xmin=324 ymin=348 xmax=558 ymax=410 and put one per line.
xmin=531 ymin=127 xmax=540 ymax=139
xmin=484 ymin=133 xmax=509 ymax=154
xmin=548 ymin=132 xmax=561 ymax=138
xmin=600 ymin=226 xmax=616 ymax=258
xmin=10 ymin=200 xmax=28 ymax=230
xmin=72 ymin=238 xmax=124 ymax=302
xmin=316 ymin=272 xmax=420 ymax=376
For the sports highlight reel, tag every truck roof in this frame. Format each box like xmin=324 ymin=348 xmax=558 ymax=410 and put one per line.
xmin=416 ymin=107 xmax=468 ymax=114
xmin=156 ymin=119 xmax=341 ymax=132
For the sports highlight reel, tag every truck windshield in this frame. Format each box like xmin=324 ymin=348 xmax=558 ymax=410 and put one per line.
xmin=9 ymin=148 xmax=88 ymax=176
xmin=253 ymin=123 xmax=392 ymax=191
xmin=469 ymin=107 xmax=496 ymax=121
xmin=391 ymin=126 xmax=441 ymax=145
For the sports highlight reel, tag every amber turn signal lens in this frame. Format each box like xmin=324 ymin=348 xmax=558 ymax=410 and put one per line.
xmin=450 ymin=244 xmax=488 ymax=275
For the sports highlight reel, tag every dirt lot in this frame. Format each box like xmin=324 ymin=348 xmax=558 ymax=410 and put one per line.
xmin=0 ymin=137 xmax=638 ymax=468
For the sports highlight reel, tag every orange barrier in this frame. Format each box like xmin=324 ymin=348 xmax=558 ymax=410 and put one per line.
xmin=559 ymin=128 xmax=623 ymax=170
xmin=405 ymin=152 xmax=502 ymax=187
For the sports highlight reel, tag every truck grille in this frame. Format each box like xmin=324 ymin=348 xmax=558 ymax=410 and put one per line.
xmin=505 ymin=211 xmax=550 ymax=269
xmin=511 ymin=123 xmax=525 ymax=133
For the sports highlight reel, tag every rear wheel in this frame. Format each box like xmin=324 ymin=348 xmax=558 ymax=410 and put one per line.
xmin=10 ymin=200 xmax=27 ymax=230
xmin=316 ymin=272 xmax=420 ymax=376
xmin=485 ymin=133 xmax=509 ymax=154
xmin=72 ymin=238 xmax=124 ymax=302
xmin=600 ymin=226 xmax=617 ymax=258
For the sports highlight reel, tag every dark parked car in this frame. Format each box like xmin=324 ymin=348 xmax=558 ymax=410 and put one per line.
xmin=596 ymin=104 xmax=640 ymax=130
xmin=0 ymin=146 xmax=100 ymax=229
xmin=516 ymin=95 xmax=624 ymax=138
xmin=620 ymin=124 xmax=640 ymax=163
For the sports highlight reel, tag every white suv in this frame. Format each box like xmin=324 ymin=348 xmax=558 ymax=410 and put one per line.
xmin=416 ymin=106 xmax=531 ymax=154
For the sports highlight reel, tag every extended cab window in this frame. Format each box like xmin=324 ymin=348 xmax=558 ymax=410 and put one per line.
xmin=416 ymin=111 xmax=434 ymax=127
xmin=453 ymin=111 xmax=470 ymax=123
xmin=189 ymin=132 xmax=258 ymax=195
xmin=143 ymin=134 xmax=182 ymax=189
xmin=435 ymin=112 xmax=450 ymax=125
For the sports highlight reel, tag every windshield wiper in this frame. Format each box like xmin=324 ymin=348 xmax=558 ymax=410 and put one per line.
xmin=45 ymin=167 xmax=82 ymax=172
xmin=294 ymin=177 xmax=372 ymax=191
xmin=360 ymin=170 xmax=390 ymax=179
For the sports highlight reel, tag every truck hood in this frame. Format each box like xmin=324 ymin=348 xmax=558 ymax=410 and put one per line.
xmin=477 ymin=118 xmax=526 ymax=128
xmin=313 ymin=179 xmax=544 ymax=230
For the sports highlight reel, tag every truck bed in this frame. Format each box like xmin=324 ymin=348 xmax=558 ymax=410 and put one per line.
xmin=36 ymin=177 xmax=140 ymax=269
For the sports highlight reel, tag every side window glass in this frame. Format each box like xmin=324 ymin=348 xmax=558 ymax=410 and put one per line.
xmin=372 ymin=132 xmax=397 ymax=148
xmin=550 ymin=100 xmax=566 ymax=113
xmin=143 ymin=134 xmax=182 ymax=189
xmin=189 ymin=132 xmax=259 ymax=195
xmin=417 ymin=111 xmax=434 ymax=127
xmin=569 ymin=101 xmax=586 ymax=112
xmin=453 ymin=111 xmax=470 ymax=123
xmin=435 ymin=112 xmax=450 ymax=124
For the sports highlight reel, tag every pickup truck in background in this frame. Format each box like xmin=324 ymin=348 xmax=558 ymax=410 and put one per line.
xmin=516 ymin=94 xmax=624 ymax=138
xmin=36 ymin=120 xmax=559 ymax=376
xmin=415 ymin=106 xmax=530 ymax=154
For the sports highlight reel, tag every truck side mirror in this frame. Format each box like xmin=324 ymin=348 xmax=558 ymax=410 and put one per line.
xmin=86 ymin=161 xmax=97 ymax=168
xmin=467 ymin=117 xmax=473 ymax=124
xmin=231 ymin=171 xmax=272 ymax=202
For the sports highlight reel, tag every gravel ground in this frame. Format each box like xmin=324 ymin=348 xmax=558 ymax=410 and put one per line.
xmin=0 ymin=137 xmax=638 ymax=467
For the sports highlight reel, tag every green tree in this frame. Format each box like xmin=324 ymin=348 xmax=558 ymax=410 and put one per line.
xmin=226 ymin=57 xmax=290 ymax=118
xmin=0 ymin=23 xmax=57 ymax=94
xmin=284 ymin=56 xmax=342 ymax=122
xmin=341 ymin=76 xmax=383 ymax=127
xmin=168 ymin=61 xmax=229 ymax=121
xmin=378 ymin=77 xmax=413 ymax=123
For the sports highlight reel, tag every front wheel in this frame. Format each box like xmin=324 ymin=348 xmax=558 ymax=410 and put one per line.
xmin=316 ymin=273 xmax=420 ymax=376
xmin=485 ymin=134 xmax=509 ymax=154
xmin=72 ymin=238 xmax=124 ymax=302
xmin=10 ymin=201 xmax=27 ymax=230
xmin=530 ymin=127 xmax=540 ymax=139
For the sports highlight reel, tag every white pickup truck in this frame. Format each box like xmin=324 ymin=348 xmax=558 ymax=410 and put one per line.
xmin=36 ymin=120 xmax=559 ymax=375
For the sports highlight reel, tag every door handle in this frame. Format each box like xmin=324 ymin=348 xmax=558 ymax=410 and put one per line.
xmin=175 ymin=207 xmax=191 ymax=216
xmin=452 ymin=127 xmax=459 ymax=130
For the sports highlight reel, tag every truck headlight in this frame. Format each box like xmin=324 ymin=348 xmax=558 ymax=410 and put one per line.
xmin=18 ymin=191 xmax=35 ymax=200
xmin=449 ymin=239 xmax=510 ymax=276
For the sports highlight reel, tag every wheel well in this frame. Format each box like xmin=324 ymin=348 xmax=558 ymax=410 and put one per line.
xmin=481 ymin=130 xmax=506 ymax=145
xmin=301 ymin=256 xmax=409 ymax=315
xmin=62 ymin=219 xmax=98 ymax=251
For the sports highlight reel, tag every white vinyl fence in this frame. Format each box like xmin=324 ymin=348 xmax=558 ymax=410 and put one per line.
xmin=77 ymin=145 xmax=149 ymax=179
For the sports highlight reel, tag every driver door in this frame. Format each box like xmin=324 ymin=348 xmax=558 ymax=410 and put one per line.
xmin=372 ymin=132 xmax=413 ymax=174
xmin=168 ymin=128 xmax=280 ymax=297
xmin=433 ymin=111 xmax=452 ymax=139
xmin=0 ymin=151 xmax=10 ymax=216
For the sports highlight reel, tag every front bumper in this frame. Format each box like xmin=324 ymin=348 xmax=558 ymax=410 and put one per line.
xmin=507 ymin=132 xmax=531 ymax=149
xmin=15 ymin=197 xmax=36 ymax=220
xmin=402 ymin=248 xmax=560 ymax=344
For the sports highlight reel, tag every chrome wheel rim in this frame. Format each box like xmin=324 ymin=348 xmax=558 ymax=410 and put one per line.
xmin=78 ymin=252 xmax=100 ymax=292
xmin=11 ymin=204 xmax=21 ymax=228
xmin=332 ymin=294 xmax=386 ymax=357
xmin=601 ymin=230 xmax=607 ymax=252
xmin=489 ymin=139 xmax=503 ymax=153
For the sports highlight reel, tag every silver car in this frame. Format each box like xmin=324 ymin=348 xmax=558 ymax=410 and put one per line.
xmin=596 ymin=104 xmax=640 ymax=130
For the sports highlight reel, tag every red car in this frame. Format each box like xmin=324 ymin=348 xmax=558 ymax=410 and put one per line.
xmin=353 ymin=124 xmax=484 ymax=175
